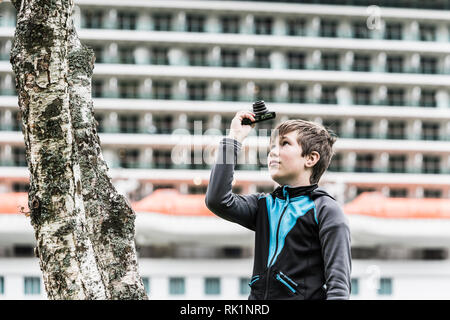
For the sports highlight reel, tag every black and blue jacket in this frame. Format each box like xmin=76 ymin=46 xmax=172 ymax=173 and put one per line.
xmin=205 ymin=138 xmax=352 ymax=300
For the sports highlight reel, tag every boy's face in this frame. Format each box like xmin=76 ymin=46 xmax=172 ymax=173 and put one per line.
xmin=267 ymin=130 xmax=308 ymax=186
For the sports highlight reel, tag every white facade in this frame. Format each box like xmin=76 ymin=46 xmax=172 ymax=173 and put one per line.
xmin=2 ymin=258 xmax=450 ymax=300
xmin=0 ymin=0 xmax=449 ymax=300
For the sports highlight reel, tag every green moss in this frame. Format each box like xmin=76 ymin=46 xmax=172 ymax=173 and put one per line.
xmin=68 ymin=46 xmax=95 ymax=77
xmin=53 ymin=219 xmax=76 ymax=238
xmin=18 ymin=21 xmax=54 ymax=53
xmin=100 ymin=194 xmax=135 ymax=238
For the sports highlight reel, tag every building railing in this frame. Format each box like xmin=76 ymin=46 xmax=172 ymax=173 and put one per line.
xmin=0 ymin=124 xmax=449 ymax=142
xmin=2 ymin=159 xmax=448 ymax=175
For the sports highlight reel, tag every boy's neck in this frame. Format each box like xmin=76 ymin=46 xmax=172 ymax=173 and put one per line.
xmin=280 ymin=175 xmax=312 ymax=188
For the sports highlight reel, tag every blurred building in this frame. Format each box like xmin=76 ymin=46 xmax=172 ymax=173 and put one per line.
xmin=0 ymin=0 xmax=450 ymax=299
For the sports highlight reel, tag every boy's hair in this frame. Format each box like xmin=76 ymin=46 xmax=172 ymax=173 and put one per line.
xmin=270 ymin=119 xmax=337 ymax=184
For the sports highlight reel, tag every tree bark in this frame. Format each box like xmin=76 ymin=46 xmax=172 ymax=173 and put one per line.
xmin=10 ymin=0 xmax=147 ymax=299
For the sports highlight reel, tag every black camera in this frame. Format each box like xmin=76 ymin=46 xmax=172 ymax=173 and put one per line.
xmin=241 ymin=100 xmax=276 ymax=125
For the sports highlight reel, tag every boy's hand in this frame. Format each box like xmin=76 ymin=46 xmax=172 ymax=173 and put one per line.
xmin=227 ymin=110 xmax=256 ymax=143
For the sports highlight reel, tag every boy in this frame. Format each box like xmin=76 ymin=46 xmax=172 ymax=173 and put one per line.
xmin=205 ymin=111 xmax=351 ymax=300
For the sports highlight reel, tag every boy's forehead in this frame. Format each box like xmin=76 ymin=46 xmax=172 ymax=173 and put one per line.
xmin=270 ymin=130 xmax=299 ymax=142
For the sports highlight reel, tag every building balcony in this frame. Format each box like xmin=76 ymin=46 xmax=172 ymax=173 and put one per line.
xmin=1 ymin=166 xmax=449 ymax=188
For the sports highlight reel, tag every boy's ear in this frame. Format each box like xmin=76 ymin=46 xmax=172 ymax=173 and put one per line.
xmin=305 ymin=151 xmax=320 ymax=168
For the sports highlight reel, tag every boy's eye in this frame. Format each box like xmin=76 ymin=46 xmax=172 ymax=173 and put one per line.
xmin=282 ymin=141 xmax=289 ymax=146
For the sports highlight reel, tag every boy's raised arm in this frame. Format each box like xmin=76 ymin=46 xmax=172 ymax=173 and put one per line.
xmin=205 ymin=111 xmax=260 ymax=231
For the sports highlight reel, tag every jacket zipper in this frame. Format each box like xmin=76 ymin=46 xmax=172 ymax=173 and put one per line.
xmin=278 ymin=271 xmax=298 ymax=288
xmin=275 ymin=274 xmax=297 ymax=294
xmin=264 ymin=203 xmax=289 ymax=299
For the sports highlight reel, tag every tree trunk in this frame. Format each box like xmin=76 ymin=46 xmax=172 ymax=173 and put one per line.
xmin=9 ymin=0 xmax=147 ymax=299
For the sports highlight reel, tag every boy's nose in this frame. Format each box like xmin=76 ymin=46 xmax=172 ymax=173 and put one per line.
xmin=269 ymin=147 xmax=279 ymax=158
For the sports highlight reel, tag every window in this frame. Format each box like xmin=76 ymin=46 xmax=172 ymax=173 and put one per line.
xmin=387 ymin=88 xmax=405 ymax=106
xmin=188 ymin=48 xmax=208 ymax=66
xmin=83 ymin=10 xmax=103 ymax=29
xmin=12 ymin=147 xmax=26 ymax=167
xmin=221 ymin=16 xmax=240 ymax=33
xmin=254 ymin=83 xmax=274 ymax=102
xmin=118 ymin=47 xmax=135 ymax=64
xmin=287 ymin=18 xmax=305 ymax=36
xmin=119 ymin=114 xmax=139 ymax=133
xmin=118 ymin=12 xmax=137 ymax=30
xmin=377 ymin=278 xmax=392 ymax=295
xmin=423 ymin=155 xmax=440 ymax=174
xmin=188 ymin=185 xmax=207 ymax=194
xmin=355 ymin=154 xmax=374 ymax=172
xmin=221 ymin=115 xmax=235 ymax=134
xmin=255 ymin=118 xmax=275 ymax=139
xmin=387 ymin=121 xmax=406 ymax=139
xmin=24 ymin=277 xmax=40 ymax=295
xmin=142 ymin=277 xmax=150 ymax=295
xmin=187 ymin=115 xmax=208 ymax=135
xmin=420 ymin=90 xmax=436 ymax=107
xmin=356 ymin=186 xmax=376 ymax=196
xmin=352 ymin=54 xmax=371 ymax=72
xmin=320 ymin=20 xmax=338 ymax=37
xmin=12 ymin=182 xmax=29 ymax=192
xmin=153 ymin=184 xmax=175 ymax=191
xmin=351 ymin=278 xmax=359 ymax=295
xmin=204 ymin=277 xmax=221 ymax=295
xmin=353 ymin=87 xmax=372 ymax=105
xmin=384 ymin=23 xmax=402 ymax=40
xmin=288 ymin=85 xmax=306 ymax=103
xmin=352 ymin=21 xmax=370 ymax=39
xmin=222 ymin=83 xmax=240 ymax=102
xmin=287 ymin=52 xmax=305 ymax=69
xmin=0 ymin=276 xmax=4 ymax=295
xmin=420 ymin=24 xmax=436 ymax=41
xmin=320 ymin=86 xmax=337 ymax=104
xmin=322 ymin=119 xmax=341 ymax=137
xmin=119 ymin=81 xmax=139 ymax=99
xmin=94 ymin=113 xmax=105 ymax=133
xmin=254 ymin=17 xmax=272 ymax=35
xmin=118 ymin=149 xmax=139 ymax=168
xmin=152 ymin=81 xmax=172 ymax=100
xmin=92 ymin=79 xmax=104 ymax=98
xmin=321 ymin=53 xmax=340 ymax=71
xmin=424 ymin=189 xmax=442 ymax=198
xmin=12 ymin=110 xmax=22 ymax=131
xmin=188 ymin=82 xmax=207 ymax=100
xmin=153 ymin=149 xmax=173 ymax=168
xmin=254 ymin=51 xmax=271 ymax=68
xmin=152 ymin=48 xmax=168 ymax=65
xmin=389 ymin=155 xmax=407 ymax=173
xmin=169 ymin=277 xmax=185 ymax=295
xmin=390 ymin=188 xmax=408 ymax=197
xmin=153 ymin=115 xmax=173 ymax=134
xmin=386 ymin=56 xmax=404 ymax=73
xmin=240 ymin=277 xmax=251 ymax=295
xmin=14 ymin=245 xmax=33 ymax=257
xmin=221 ymin=49 xmax=240 ymax=67
xmin=354 ymin=120 xmax=373 ymax=139
xmin=422 ymin=122 xmax=440 ymax=140
xmin=87 ymin=45 xmax=103 ymax=64
xmin=328 ymin=153 xmax=343 ymax=172
xmin=420 ymin=56 xmax=438 ymax=74
xmin=153 ymin=13 xmax=172 ymax=31
xmin=187 ymin=14 xmax=205 ymax=32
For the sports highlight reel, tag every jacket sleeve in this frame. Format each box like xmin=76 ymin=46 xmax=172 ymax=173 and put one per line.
xmin=316 ymin=197 xmax=352 ymax=300
xmin=205 ymin=138 xmax=261 ymax=231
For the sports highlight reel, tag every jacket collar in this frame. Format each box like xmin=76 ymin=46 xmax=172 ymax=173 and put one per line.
xmin=271 ymin=183 xmax=318 ymax=200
